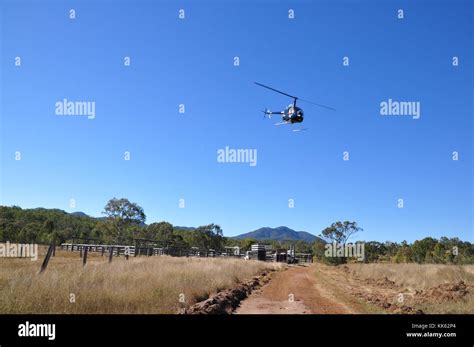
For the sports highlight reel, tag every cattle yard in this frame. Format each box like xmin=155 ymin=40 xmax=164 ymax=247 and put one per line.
xmin=57 ymin=238 xmax=312 ymax=268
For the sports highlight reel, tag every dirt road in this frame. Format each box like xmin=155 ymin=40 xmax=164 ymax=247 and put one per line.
xmin=235 ymin=265 xmax=358 ymax=314
xmin=235 ymin=263 xmax=473 ymax=314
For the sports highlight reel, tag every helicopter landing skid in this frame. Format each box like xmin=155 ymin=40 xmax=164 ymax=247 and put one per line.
xmin=292 ymin=128 xmax=308 ymax=132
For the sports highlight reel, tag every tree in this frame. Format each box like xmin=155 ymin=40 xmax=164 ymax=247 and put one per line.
xmin=364 ymin=241 xmax=384 ymax=263
xmin=394 ymin=241 xmax=413 ymax=263
xmin=192 ymin=224 xmax=224 ymax=250
xmin=432 ymin=242 xmax=445 ymax=264
xmin=318 ymin=221 xmax=363 ymax=265
xmin=320 ymin=221 xmax=362 ymax=244
xmin=147 ymin=222 xmax=174 ymax=245
xmin=19 ymin=223 xmax=39 ymax=243
xmin=102 ymin=198 xmax=146 ymax=244
xmin=93 ymin=220 xmax=116 ymax=244
xmin=40 ymin=219 xmax=55 ymax=243
xmin=312 ymin=241 xmax=326 ymax=261
xmin=412 ymin=237 xmax=437 ymax=264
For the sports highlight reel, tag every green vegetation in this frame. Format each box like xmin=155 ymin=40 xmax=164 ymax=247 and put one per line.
xmin=0 ymin=199 xmax=224 ymax=251
xmin=312 ymin=221 xmax=474 ymax=265
xmin=311 ymin=221 xmax=363 ymax=265
xmin=367 ymin=237 xmax=474 ymax=264
xmin=1 ymin=203 xmax=473 ymax=264
xmin=312 ymin=238 xmax=474 ymax=265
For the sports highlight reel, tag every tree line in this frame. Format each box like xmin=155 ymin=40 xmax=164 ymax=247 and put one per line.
xmin=311 ymin=221 xmax=474 ymax=265
xmin=0 ymin=199 xmax=224 ymax=251
xmin=0 ymin=201 xmax=473 ymax=264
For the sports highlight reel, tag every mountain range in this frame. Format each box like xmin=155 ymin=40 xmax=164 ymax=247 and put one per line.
xmin=69 ymin=212 xmax=320 ymax=243
xmin=234 ymin=226 xmax=322 ymax=243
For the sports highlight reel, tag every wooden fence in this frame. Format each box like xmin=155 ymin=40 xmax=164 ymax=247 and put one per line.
xmin=60 ymin=243 xmax=312 ymax=263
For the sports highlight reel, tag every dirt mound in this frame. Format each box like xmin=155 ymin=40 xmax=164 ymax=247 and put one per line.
xmin=353 ymin=290 xmax=423 ymax=314
xmin=363 ymin=277 xmax=397 ymax=289
xmin=416 ymin=281 xmax=471 ymax=303
xmin=182 ymin=270 xmax=275 ymax=314
xmin=352 ymin=277 xmax=471 ymax=313
xmin=343 ymin=270 xmax=421 ymax=313
xmin=389 ymin=305 xmax=423 ymax=314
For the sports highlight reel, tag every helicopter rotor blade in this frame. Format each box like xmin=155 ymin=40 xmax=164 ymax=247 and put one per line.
xmin=298 ymin=98 xmax=336 ymax=111
xmin=255 ymin=82 xmax=335 ymax=111
xmin=254 ymin=82 xmax=298 ymax=100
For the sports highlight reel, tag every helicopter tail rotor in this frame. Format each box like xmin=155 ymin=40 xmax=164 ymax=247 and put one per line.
xmin=262 ymin=109 xmax=272 ymax=118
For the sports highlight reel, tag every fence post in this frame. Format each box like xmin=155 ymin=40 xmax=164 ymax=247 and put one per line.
xmin=109 ymin=247 xmax=114 ymax=263
xmin=83 ymin=246 xmax=88 ymax=266
xmin=39 ymin=243 xmax=54 ymax=273
xmin=79 ymin=246 xmax=83 ymax=258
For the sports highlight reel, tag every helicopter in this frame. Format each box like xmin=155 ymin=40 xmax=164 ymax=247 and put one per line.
xmin=255 ymin=82 xmax=335 ymax=131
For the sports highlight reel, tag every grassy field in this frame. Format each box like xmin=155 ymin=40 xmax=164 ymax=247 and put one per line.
xmin=346 ymin=263 xmax=474 ymax=289
xmin=0 ymin=249 xmax=281 ymax=314
xmin=344 ymin=263 xmax=474 ymax=313
xmin=2 ymin=246 xmax=472 ymax=314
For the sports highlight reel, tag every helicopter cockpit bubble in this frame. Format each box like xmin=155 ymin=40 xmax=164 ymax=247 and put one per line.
xmin=287 ymin=105 xmax=295 ymax=115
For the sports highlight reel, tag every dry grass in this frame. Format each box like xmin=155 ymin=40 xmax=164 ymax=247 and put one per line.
xmin=0 ymin=250 xmax=282 ymax=314
xmin=345 ymin=263 xmax=474 ymax=313
xmin=346 ymin=263 xmax=474 ymax=290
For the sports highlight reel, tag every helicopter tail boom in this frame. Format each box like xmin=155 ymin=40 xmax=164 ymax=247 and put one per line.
xmin=262 ymin=109 xmax=284 ymax=119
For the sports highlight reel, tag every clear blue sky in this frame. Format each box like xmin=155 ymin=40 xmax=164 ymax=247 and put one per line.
xmin=1 ymin=0 xmax=472 ymax=242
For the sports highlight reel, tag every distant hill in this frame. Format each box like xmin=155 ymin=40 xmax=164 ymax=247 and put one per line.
xmin=174 ymin=226 xmax=196 ymax=231
xmin=234 ymin=226 xmax=323 ymax=243
xmin=69 ymin=215 xmax=196 ymax=229
xmin=70 ymin=211 xmax=90 ymax=218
